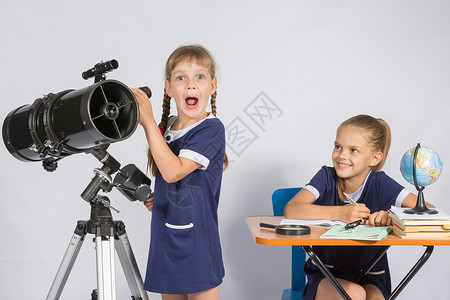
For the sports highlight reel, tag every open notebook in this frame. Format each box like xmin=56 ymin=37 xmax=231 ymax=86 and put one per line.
xmin=281 ymin=218 xmax=391 ymax=241
xmin=320 ymin=225 xmax=391 ymax=241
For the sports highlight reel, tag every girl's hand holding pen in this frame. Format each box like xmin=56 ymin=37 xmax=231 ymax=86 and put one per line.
xmin=342 ymin=192 xmax=369 ymax=223
xmin=341 ymin=203 xmax=370 ymax=223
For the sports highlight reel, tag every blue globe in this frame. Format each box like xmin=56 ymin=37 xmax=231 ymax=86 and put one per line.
xmin=400 ymin=146 xmax=443 ymax=187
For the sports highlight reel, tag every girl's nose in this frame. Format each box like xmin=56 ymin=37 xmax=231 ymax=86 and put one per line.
xmin=186 ymin=79 xmax=197 ymax=89
xmin=339 ymin=152 xmax=349 ymax=160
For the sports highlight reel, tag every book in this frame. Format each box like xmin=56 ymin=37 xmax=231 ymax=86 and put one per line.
xmin=281 ymin=218 xmax=347 ymax=228
xmin=391 ymin=221 xmax=450 ymax=232
xmin=388 ymin=206 xmax=450 ymax=226
xmin=320 ymin=225 xmax=391 ymax=241
xmin=391 ymin=224 xmax=450 ymax=239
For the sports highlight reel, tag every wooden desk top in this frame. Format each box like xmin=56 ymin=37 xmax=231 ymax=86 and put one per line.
xmin=247 ymin=216 xmax=450 ymax=246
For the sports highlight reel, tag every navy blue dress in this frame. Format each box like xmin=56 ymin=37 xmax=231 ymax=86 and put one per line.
xmin=144 ymin=115 xmax=225 ymax=294
xmin=302 ymin=166 xmax=404 ymax=300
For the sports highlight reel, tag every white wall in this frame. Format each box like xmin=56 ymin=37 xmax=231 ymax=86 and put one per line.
xmin=1 ymin=1 xmax=450 ymax=299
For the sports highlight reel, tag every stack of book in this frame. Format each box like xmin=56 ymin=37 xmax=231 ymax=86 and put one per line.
xmin=389 ymin=206 xmax=450 ymax=239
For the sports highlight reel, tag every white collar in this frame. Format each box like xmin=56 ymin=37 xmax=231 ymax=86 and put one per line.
xmin=164 ymin=114 xmax=215 ymax=144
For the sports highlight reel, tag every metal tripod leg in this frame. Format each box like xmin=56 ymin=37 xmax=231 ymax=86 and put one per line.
xmin=95 ymin=227 xmax=117 ymax=300
xmin=46 ymin=221 xmax=88 ymax=300
xmin=114 ymin=221 xmax=149 ymax=300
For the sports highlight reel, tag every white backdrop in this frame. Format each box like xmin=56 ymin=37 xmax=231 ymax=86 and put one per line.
xmin=1 ymin=1 xmax=450 ymax=299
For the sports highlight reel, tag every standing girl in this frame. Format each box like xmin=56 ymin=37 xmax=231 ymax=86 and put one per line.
xmin=284 ymin=114 xmax=431 ymax=300
xmin=132 ymin=45 xmax=227 ymax=300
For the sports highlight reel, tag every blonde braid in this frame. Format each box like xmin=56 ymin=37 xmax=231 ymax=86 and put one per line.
xmin=209 ymin=90 xmax=228 ymax=171
xmin=210 ymin=91 xmax=217 ymax=117
xmin=147 ymin=90 xmax=172 ymax=176
xmin=159 ymin=90 xmax=172 ymax=131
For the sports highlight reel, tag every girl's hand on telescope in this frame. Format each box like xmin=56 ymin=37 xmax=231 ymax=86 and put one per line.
xmin=143 ymin=193 xmax=154 ymax=212
xmin=131 ymin=88 xmax=155 ymax=127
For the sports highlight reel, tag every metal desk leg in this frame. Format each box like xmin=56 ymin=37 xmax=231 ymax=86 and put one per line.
xmin=354 ymin=246 xmax=390 ymax=283
xmin=302 ymin=246 xmax=351 ymax=300
xmin=388 ymin=246 xmax=434 ymax=300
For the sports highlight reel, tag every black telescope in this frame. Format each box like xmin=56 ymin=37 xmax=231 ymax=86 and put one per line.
xmin=2 ymin=60 xmax=153 ymax=203
xmin=3 ymin=79 xmax=139 ymax=163
xmin=2 ymin=60 xmax=151 ymax=165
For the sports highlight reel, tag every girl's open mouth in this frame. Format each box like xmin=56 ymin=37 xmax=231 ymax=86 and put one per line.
xmin=185 ymin=97 xmax=199 ymax=108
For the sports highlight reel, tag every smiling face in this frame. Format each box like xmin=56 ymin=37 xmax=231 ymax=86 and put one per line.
xmin=332 ymin=125 xmax=383 ymax=191
xmin=165 ymin=61 xmax=217 ymax=127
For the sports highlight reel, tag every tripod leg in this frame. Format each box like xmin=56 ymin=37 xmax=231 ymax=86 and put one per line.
xmin=46 ymin=221 xmax=87 ymax=300
xmin=115 ymin=222 xmax=149 ymax=300
xmin=95 ymin=227 xmax=117 ymax=300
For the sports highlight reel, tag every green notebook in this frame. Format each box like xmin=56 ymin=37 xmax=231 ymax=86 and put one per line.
xmin=320 ymin=225 xmax=391 ymax=241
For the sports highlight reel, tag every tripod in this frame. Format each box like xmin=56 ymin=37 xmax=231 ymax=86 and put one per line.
xmin=46 ymin=147 xmax=149 ymax=300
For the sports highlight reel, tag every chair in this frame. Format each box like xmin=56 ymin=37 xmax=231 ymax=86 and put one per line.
xmin=272 ymin=188 xmax=305 ymax=300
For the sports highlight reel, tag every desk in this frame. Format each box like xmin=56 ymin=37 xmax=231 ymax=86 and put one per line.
xmin=247 ymin=216 xmax=450 ymax=300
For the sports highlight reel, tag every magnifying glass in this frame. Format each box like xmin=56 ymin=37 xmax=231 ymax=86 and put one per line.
xmin=260 ymin=223 xmax=311 ymax=236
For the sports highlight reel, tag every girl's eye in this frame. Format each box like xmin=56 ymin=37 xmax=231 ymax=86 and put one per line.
xmin=197 ymin=74 xmax=205 ymax=79
xmin=334 ymin=145 xmax=341 ymax=151
xmin=176 ymin=76 xmax=185 ymax=81
xmin=351 ymin=149 xmax=358 ymax=153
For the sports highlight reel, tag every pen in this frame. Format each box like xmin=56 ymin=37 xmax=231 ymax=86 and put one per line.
xmin=343 ymin=193 xmax=362 ymax=230
xmin=344 ymin=193 xmax=359 ymax=206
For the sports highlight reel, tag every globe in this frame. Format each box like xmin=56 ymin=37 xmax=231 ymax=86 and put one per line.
xmin=400 ymin=145 xmax=443 ymax=187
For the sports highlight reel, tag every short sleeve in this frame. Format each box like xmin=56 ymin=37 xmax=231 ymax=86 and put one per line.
xmin=306 ymin=166 xmax=335 ymax=204
xmin=178 ymin=119 xmax=225 ymax=170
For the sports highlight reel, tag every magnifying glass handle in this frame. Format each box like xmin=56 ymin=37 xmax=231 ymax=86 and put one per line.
xmin=260 ymin=223 xmax=277 ymax=229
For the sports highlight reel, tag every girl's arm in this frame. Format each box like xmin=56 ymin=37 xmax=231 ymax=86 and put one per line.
xmin=132 ymin=88 xmax=200 ymax=183
xmin=284 ymin=189 xmax=370 ymax=223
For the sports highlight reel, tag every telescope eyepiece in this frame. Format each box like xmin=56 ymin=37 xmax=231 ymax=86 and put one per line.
xmin=138 ymin=86 xmax=152 ymax=99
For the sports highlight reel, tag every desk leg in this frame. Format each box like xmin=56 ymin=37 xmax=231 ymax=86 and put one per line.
xmin=388 ymin=246 xmax=434 ymax=300
xmin=354 ymin=246 xmax=390 ymax=283
xmin=302 ymin=246 xmax=351 ymax=300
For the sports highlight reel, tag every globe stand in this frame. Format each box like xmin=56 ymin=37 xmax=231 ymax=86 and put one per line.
xmin=404 ymin=143 xmax=437 ymax=215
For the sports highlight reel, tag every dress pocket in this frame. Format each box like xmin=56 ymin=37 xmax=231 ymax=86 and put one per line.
xmin=163 ymin=222 xmax=196 ymax=259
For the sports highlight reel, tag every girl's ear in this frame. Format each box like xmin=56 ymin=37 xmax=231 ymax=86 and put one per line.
xmin=370 ymin=151 xmax=383 ymax=167
xmin=210 ymin=77 xmax=217 ymax=95
xmin=165 ymin=80 xmax=173 ymax=97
